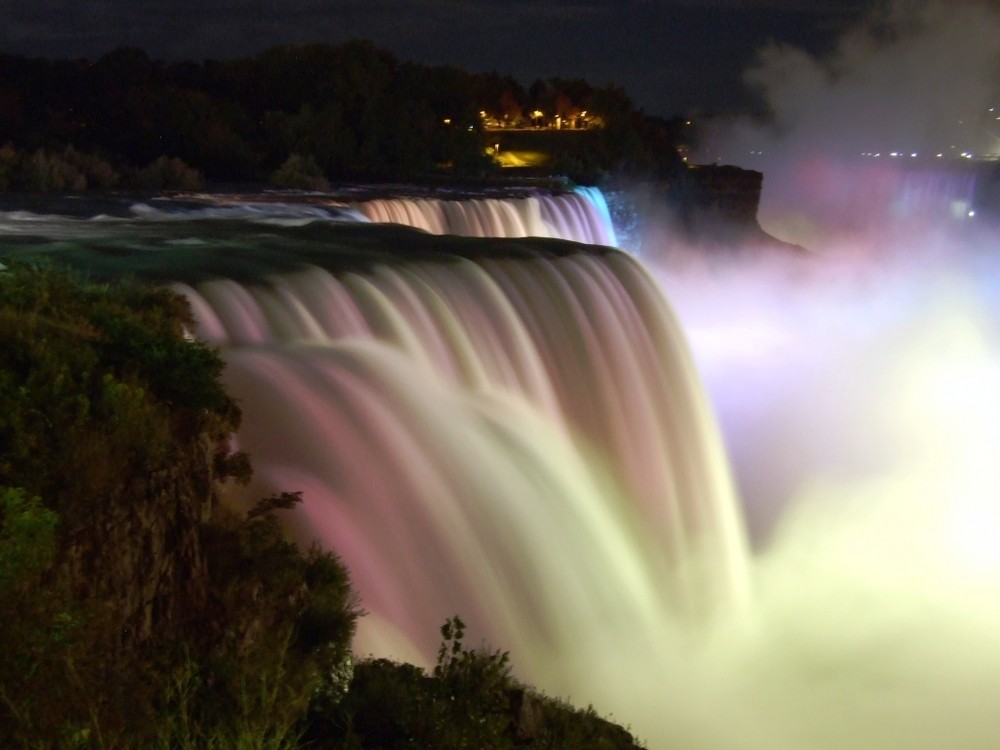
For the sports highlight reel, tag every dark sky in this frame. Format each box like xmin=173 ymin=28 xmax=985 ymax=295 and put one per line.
xmin=1 ymin=0 xmax=874 ymax=116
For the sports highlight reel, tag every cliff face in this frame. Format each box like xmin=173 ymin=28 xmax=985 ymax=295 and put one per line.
xmin=58 ymin=430 xmax=225 ymax=646
xmin=0 ymin=268 xmax=248 ymax=653
xmin=608 ymin=164 xmax=801 ymax=256
xmin=677 ymin=164 xmax=764 ymax=232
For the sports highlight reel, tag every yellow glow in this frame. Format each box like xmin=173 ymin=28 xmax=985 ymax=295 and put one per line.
xmin=884 ymin=300 xmax=1000 ymax=577
xmin=494 ymin=150 xmax=548 ymax=168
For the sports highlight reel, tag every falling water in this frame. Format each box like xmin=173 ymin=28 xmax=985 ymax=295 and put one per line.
xmin=355 ymin=186 xmax=618 ymax=246
xmin=178 ymin=238 xmax=749 ymax=672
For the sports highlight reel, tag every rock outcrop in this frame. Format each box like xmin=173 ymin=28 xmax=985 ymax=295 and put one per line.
xmin=609 ymin=164 xmax=802 ymax=256
xmin=676 ymin=164 xmax=764 ymax=234
xmin=57 ymin=430 xmax=227 ymax=647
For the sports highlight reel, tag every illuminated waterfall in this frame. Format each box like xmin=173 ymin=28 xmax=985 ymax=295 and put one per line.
xmin=354 ymin=186 xmax=618 ymax=246
xmin=177 ymin=245 xmax=749 ymax=675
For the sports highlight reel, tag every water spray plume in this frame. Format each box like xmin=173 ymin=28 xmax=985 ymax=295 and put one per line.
xmin=709 ymin=0 xmax=1000 ymax=249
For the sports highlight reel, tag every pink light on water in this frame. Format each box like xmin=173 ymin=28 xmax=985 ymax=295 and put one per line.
xmin=186 ymin=251 xmax=750 ymax=729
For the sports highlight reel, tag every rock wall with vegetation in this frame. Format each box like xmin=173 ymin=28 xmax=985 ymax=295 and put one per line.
xmin=0 ymin=264 xmax=358 ymax=748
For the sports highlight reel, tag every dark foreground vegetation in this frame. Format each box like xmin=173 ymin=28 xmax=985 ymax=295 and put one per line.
xmin=0 ymin=40 xmax=688 ymax=189
xmin=0 ymin=263 xmax=644 ymax=749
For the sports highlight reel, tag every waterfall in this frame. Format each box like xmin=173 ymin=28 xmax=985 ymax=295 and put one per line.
xmin=177 ymin=246 xmax=748 ymax=689
xmin=354 ymin=187 xmax=618 ymax=247
xmin=0 ymin=188 xmax=746 ymax=741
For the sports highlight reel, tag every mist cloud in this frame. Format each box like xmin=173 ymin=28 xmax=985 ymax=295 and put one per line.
xmin=708 ymin=0 xmax=1000 ymax=246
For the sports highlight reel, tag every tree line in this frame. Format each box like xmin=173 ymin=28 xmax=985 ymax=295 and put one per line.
xmin=0 ymin=40 xmax=688 ymax=187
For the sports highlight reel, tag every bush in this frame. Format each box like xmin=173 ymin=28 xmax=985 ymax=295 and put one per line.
xmin=0 ymin=264 xmax=360 ymax=748
xmin=22 ymin=147 xmax=88 ymax=191
xmin=271 ymin=153 xmax=330 ymax=190
xmin=0 ymin=263 xmax=238 ymax=504
xmin=0 ymin=142 xmax=20 ymax=191
xmin=0 ymin=144 xmax=121 ymax=192
xmin=0 ymin=487 xmax=96 ymax=748
xmin=61 ymin=146 xmax=120 ymax=189
xmin=0 ymin=488 xmax=57 ymax=593
xmin=136 ymin=155 xmax=206 ymax=190
xmin=310 ymin=616 xmax=645 ymax=749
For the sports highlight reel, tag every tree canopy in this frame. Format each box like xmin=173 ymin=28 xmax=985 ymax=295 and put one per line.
xmin=0 ymin=41 xmax=686 ymax=185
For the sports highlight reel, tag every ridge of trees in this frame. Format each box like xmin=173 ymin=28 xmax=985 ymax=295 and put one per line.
xmin=0 ymin=41 xmax=688 ymax=186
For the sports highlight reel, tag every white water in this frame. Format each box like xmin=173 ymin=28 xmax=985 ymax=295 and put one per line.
xmin=284 ymin=188 xmax=1000 ymax=750
xmin=179 ymin=248 xmax=750 ymax=675
xmin=355 ymin=186 xmax=618 ymax=246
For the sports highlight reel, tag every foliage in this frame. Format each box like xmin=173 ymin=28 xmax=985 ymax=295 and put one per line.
xmin=312 ymin=616 xmax=512 ymax=750
xmin=432 ymin=615 xmax=513 ymax=742
xmin=23 ymin=148 xmax=88 ymax=191
xmin=142 ymin=493 xmax=359 ymax=750
xmin=153 ymin=653 xmax=305 ymax=750
xmin=0 ymin=484 xmax=105 ymax=748
xmin=0 ymin=263 xmax=235 ymax=745
xmin=0 ymin=145 xmax=121 ymax=192
xmin=0 ymin=142 xmax=210 ymax=193
xmin=271 ymin=153 xmax=330 ymax=190
xmin=0 ymin=487 xmax=69 ymax=745
xmin=0 ymin=262 xmax=239 ymax=508
xmin=0 ymin=264 xmax=359 ymax=748
xmin=135 ymin=155 xmax=206 ymax=190
xmin=308 ymin=616 xmax=643 ymax=749
xmin=0 ymin=487 xmax=57 ymax=593
xmin=0 ymin=42 xmax=686 ymax=185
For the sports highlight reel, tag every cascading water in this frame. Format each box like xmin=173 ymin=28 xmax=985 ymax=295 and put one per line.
xmin=173 ymin=189 xmax=749 ymax=679
xmin=354 ymin=186 xmax=618 ymax=247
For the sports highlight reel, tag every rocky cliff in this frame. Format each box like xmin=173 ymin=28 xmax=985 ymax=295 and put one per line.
xmin=677 ymin=164 xmax=764 ymax=234
xmin=609 ymin=163 xmax=801 ymax=257
xmin=57 ymin=429 xmax=229 ymax=647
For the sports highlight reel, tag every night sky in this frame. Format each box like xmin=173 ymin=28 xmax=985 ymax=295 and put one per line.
xmin=1 ymin=0 xmax=874 ymax=116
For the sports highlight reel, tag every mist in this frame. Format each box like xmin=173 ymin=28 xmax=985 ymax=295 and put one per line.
xmin=678 ymin=0 xmax=1000 ymax=525
xmin=607 ymin=5 xmax=1000 ymax=748
xmin=704 ymin=0 xmax=1000 ymax=249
